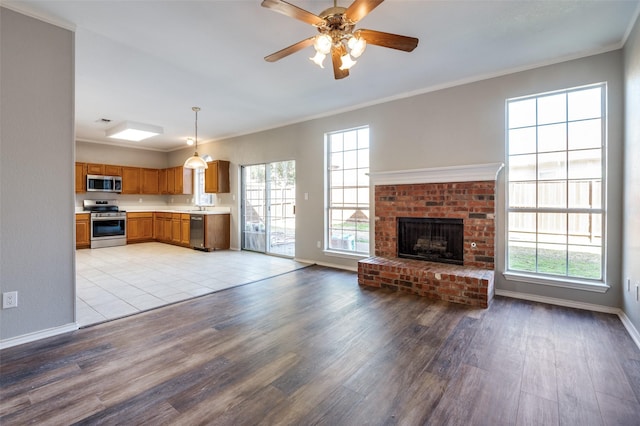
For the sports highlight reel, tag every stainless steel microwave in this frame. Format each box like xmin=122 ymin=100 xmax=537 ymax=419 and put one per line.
xmin=87 ymin=175 xmax=122 ymax=193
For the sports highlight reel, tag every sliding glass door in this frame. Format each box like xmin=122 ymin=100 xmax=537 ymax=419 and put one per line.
xmin=241 ymin=160 xmax=295 ymax=257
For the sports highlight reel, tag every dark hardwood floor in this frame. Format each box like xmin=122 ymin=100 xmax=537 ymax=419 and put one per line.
xmin=1 ymin=266 xmax=639 ymax=425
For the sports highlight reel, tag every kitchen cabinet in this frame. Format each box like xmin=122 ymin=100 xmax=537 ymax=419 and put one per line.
xmin=181 ymin=214 xmax=190 ymax=246
xmin=75 ymin=213 xmax=90 ymax=249
xmin=158 ymin=169 xmax=167 ymax=194
xmin=174 ymin=166 xmax=193 ymax=195
xmin=75 ymin=163 xmax=86 ymax=193
xmin=164 ymin=166 xmax=193 ymax=195
xmin=86 ymin=163 xmax=104 ymax=175
xmin=205 ymin=160 xmax=230 ymax=193
xmin=166 ymin=167 xmax=175 ymax=194
xmin=205 ymin=214 xmax=230 ymax=250
xmin=171 ymin=213 xmax=182 ymax=245
xmin=104 ymin=165 xmax=122 ymax=176
xmin=153 ymin=213 xmax=163 ymax=240
xmin=127 ymin=212 xmax=153 ymax=243
xmin=154 ymin=212 xmax=172 ymax=242
xmin=121 ymin=167 xmax=140 ymax=194
xmin=141 ymin=168 xmax=159 ymax=194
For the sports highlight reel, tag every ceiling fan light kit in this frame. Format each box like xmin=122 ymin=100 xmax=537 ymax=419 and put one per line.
xmin=261 ymin=0 xmax=418 ymax=79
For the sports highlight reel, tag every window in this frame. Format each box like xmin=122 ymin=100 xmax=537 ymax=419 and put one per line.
xmin=506 ymin=83 xmax=606 ymax=286
xmin=326 ymin=126 xmax=370 ymax=255
xmin=194 ymin=155 xmax=214 ymax=206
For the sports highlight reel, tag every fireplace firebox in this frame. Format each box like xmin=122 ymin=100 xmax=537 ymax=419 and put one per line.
xmin=397 ymin=217 xmax=464 ymax=265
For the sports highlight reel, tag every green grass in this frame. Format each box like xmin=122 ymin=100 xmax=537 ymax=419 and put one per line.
xmin=509 ymin=245 xmax=601 ymax=280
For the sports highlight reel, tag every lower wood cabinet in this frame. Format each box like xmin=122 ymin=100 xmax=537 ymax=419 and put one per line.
xmin=82 ymin=211 xmax=229 ymax=251
xmin=205 ymin=214 xmax=230 ymax=250
xmin=75 ymin=213 xmax=90 ymax=249
xmin=153 ymin=212 xmax=191 ymax=247
xmin=181 ymin=214 xmax=190 ymax=246
xmin=127 ymin=212 xmax=154 ymax=243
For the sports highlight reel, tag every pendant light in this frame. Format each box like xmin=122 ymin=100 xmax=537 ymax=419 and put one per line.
xmin=183 ymin=106 xmax=208 ymax=169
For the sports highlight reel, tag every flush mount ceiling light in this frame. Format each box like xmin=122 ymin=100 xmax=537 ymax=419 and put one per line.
xmin=183 ymin=107 xmax=208 ymax=170
xmin=261 ymin=0 xmax=418 ymax=79
xmin=105 ymin=121 xmax=163 ymax=141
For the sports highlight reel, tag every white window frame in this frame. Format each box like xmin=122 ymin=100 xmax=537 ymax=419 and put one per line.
xmin=324 ymin=126 xmax=370 ymax=259
xmin=504 ymin=83 xmax=609 ymax=293
xmin=194 ymin=154 xmax=214 ymax=206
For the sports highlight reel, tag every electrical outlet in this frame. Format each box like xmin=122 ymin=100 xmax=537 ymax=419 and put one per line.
xmin=3 ymin=291 xmax=18 ymax=309
xmin=317 ymin=240 xmax=321 ymax=249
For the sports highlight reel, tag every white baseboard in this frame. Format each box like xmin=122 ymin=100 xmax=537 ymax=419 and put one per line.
xmin=495 ymin=289 xmax=640 ymax=351
xmin=0 ymin=322 xmax=79 ymax=350
xmin=618 ymin=310 xmax=640 ymax=351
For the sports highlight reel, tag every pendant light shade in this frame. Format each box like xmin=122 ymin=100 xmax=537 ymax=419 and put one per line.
xmin=183 ymin=106 xmax=208 ymax=169
xmin=184 ymin=154 xmax=208 ymax=169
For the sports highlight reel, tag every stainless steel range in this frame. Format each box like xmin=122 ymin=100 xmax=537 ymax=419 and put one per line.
xmin=83 ymin=200 xmax=126 ymax=248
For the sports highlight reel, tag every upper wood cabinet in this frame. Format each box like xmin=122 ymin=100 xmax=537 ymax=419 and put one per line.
xmin=121 ymin=167 xmax=140 ymax=194
xmin=175 ymin=166 xmax=193 ymax=195
xmin=158 ymin=168 xmax=168 ymax=194
xmin=104 ymin=165 xmax=122 ymax=176
xmin=166 ymin=166 xmax=192 ymax=195
xmin=86 ymin=163 xmax=104 ymax=175
xmin=75 ymin=162 xmax=86 ymax=193
xmin=141 ymin=168 xmax=159 ymax=194
xmin=73 ymin=162 xmax=192 ymax=195
xmin=205 ymin=160 xmax=230 ymax=193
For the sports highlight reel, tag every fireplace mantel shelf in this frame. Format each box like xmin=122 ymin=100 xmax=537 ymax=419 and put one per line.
xmin=368 ymin=162 xmax=504 ymax=185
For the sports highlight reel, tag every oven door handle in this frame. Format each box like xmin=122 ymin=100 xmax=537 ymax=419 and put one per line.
xmin=91 ymin=216 xmax=127 ymax=222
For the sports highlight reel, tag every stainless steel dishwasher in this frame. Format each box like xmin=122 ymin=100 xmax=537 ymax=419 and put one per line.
xmin=189 ymin=214 xmax=205 ymax=250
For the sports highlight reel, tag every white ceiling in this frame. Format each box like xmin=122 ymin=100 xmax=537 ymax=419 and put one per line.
xmin=4 ymin=0 xmax=639 ymax=151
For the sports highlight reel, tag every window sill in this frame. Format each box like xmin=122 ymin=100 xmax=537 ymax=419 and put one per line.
xmin=323 ymin=250 xmax=369 ymax=261
xmin=503 ymin=271 xmax=610 ymax=293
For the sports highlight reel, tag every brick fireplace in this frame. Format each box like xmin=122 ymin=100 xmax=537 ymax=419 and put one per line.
xmin=358 ymin=163 xmax=503 ymax=308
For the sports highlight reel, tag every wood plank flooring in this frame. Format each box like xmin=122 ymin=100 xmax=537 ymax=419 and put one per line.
xmin=1 ymin=266 xmax=639 ymax=425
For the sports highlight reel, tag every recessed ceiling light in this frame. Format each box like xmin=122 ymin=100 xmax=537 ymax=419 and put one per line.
xmin=106 ymin=121 xmax=163 ymax=141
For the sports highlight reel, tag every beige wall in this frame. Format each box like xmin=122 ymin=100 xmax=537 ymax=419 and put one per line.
xmin=170 ymin=50 xmax=624 ymax=309
xmin=1 ymin=8 xmax=76 ymax=341
xmin=2 ymin=6 xmax=633 ymax=344
xmin=623 ymin=16 xmax=640 ymax=332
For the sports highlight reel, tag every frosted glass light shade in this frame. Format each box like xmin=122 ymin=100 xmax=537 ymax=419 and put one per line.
xmin=310 ymin=51 xmax=326 ymax=68
xmin=183 ymin=153 xmax=208 ymax=169
xmin=313 ymin=34 xmax=332 ymax=54
xmin=348 ymin=36 xmax=366 ymax=58
xmin=339 ymin=53 xmax=357 ymax=70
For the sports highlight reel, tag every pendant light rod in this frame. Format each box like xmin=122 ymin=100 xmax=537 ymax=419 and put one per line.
xmin=193 ymin=106 xmax=200 ymax=150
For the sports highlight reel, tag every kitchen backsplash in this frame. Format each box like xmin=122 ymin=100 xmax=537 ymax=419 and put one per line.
xmin=75 ymin=193 xmax=224 ymax=212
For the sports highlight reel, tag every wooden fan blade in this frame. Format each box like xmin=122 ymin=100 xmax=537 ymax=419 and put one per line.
xmin=357 ymin=29 xmax=419 ymax=52
xmin=344 ymin=0 xmax=384 ymax=23
xmin=331 ymin=44 xmax=350 ymax=80
xmin=264 ymin=37 xmax=315 ymax=62
xmin=261 ymin=0 xmax=325 ymax=26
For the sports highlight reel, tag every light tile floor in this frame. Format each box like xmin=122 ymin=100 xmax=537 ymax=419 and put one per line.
xmin=76 ymin=242 xmax=309 ymax=327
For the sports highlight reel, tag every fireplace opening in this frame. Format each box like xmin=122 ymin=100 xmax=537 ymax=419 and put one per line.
xmin=397 ymin=217 xmax=464 ymax=265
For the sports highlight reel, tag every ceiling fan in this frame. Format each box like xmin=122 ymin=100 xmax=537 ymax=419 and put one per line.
xmin=261 ymin=0 xmax=419 ymax=79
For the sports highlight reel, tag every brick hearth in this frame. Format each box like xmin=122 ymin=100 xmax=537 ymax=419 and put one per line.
xmin=358 ymin=164 xmax=502 ymax=308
